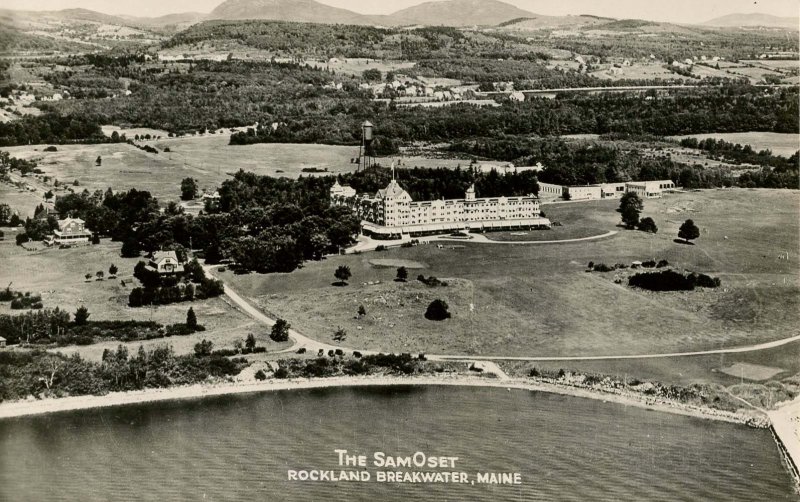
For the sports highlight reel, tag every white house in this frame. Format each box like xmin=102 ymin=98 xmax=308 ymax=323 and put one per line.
xmin=147 ymin=251 xmax=184 ymax=275
xmin=509 ymin=91 xmax=525 ymax=102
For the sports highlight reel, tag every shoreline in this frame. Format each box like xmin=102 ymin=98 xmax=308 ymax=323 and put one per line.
xmin=0 ymin=374 xmax=764 ymax=426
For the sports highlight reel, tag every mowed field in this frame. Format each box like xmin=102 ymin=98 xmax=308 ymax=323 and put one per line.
xmin=219 ymin=189 xmax=799 ymax=359
xmin=668 ymin=132 xmax=800 ymax=158
xmin=2 ymin=136 xmax=471 ymax=205
xmin=0 ymin=240 xmax=275 ymax=361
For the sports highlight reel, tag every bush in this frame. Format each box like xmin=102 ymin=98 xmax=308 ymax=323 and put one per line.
xmin=642 ymin=260 xmax=656 ymax=268
xmin=425 ymin=299 xmax=451 ymax=321
xmin=637 ymin=217 xmax=658 ymax=234
xmin=629 ymin=270 xmax=694 ymax=291
xmin=255 ymin=369 xmax=267 ymax=380
xmin=418 ymin=275 xmax=447 ymax=287
xmin=656 ymin=259 xmax=669 ymax=268
xmin=592 ymin=263 xmax=613 ymax=272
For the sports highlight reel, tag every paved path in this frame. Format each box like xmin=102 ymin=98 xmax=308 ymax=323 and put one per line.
xmin=466 ymin=231 xmax=617 ymax=245
xmin=429 ymin=333 xmax=800 ymax=362
xmin=346 ymin=230 xmax=617 ymax=253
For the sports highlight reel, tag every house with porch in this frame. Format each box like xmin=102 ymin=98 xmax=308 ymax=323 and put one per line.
xmin=48 ymin=217 xmax=92 ymax=246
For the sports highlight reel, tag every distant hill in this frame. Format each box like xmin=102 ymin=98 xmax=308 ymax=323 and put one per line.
xmin=385 ymin=0 xmax=536 ymax=26
xmin=208 ymin=0 xmax=371 ymax=24
xmin=498 ymin=14 xmax=613 ymax=31
xmin=129 ymin=12 xmax=208 ymax=28
xmin=703 ymin=13 xmax=799 ymax=29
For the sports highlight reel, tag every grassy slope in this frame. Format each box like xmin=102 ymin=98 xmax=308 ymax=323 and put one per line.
xmin=221 ymin=189 xmax=799 ymax=360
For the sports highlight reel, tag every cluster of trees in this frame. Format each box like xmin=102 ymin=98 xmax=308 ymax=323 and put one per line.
xmin=274 ymin=352 xmax=425 ymax=379
xmin=680 ymin=137 xmax=799 ymax=170
xmin=0 ymin=305 xmax=203 ymax=346
xmin=339 ymin=165 xmax=539 ymax=201
xmin=0 ymin=114 xmax=112 ymax=147
xmin=0 ymin=151 xmax=39 ymax=176
xmin=128 ymin=259 xmax=223 ymax=307
xmin=211 ymin=171 xmax=361 ymax=273
xmin=628 ymin=270 xmax=721 ymax=291
xmin=0 ymin=344 xmax=247 ymax=401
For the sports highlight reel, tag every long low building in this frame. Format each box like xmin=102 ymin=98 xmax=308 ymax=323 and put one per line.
xmin=540 ymin=180 xmax=675 ymax=200
xmin=332 ymin=180 xmax=551 ymax=239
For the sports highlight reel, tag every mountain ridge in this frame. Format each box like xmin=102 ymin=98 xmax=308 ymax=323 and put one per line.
xmin=703 ymin=13 xmax=799 ymax=29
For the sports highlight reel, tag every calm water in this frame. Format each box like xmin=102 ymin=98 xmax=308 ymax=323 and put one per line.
xmin=0 ymin=386 xmax=796 ymax=501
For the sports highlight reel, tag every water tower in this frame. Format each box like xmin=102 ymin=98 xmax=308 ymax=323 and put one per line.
xmin=358 ymin=120 xmax=374 ymax=171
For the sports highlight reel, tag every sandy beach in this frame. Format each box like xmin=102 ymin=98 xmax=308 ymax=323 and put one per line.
xmin=0 ymin=373 xmax=764 ymax=426
xmin=767 ymin=397 xmax=800 ymax=486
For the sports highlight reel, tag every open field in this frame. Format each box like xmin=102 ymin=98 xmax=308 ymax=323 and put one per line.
xmin=0 ymin=240 xmax=279 ymax=359
xmin=2 ymin=136 xmax=472 ymax=204
xmin=220 ymin=189 xmax=799 ymax=360
xmin=0 ymin=181 xmax=43 ymax=218
xmin=669 ymin=132 xmax=800 ymax=158
xmin=498 ymin=340 xmax=800 ymax=387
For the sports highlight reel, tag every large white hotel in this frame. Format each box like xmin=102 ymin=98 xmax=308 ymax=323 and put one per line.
xmin=331 ymin=179 xmax=551 ymax=239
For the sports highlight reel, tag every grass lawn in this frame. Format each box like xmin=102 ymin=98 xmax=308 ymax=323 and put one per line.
xmin=0 ymin=240 xmax=282 ymax=359
xmin=221 ymin=189 xmax=799 ymax=359
xmin=484 ymin=200 xmax=616 ymax=241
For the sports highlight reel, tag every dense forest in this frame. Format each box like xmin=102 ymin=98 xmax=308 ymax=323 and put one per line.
xmin=163 ymin=21 xmax=555 ymax=60
xmin=231 ymin=86 xmax=799 ymax=146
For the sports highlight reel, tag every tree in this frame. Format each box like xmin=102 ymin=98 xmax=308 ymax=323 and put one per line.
xmin=186 ymin=307 xmax=197 ymax=330
xmin=425 ymin=299 xmax=451 ymax=321
xmin=245 ymin=333 xmax=257 ymax=350
xmin=74 ymin=306 xmax=90 ymax=325
xmin=270 ymin=319 xmax=290 ymax=342
xmin=357 ymin=305 xmax=366 ymax=317
xmin=678 ymin=219 xmax=700 ymax=244
xmin=334 ymin=265 xmax=351 ymax=285
xmin=96 ymin=271 xmax=104 ymax=280
xmin=396 ymin=266 xmax=408 ymax=282
xmin=120 ymin=238 xmax=140 ymax=258
xmin=333 ymin=327 xmax=347 ymax=342
xmin=85 ymin=273 xmax=92 ymax=281
xmin=194 ymin=339 xmax=213 ymax=357
xmin=109 ymin=264 xmax=118 ymax=277
xmin=44 ymin=190 xmax=53 ymax=201
xmin=362 ymin=68 xmax=382 ymax=81
xmin=637 ymin=217 xmax=658 ymax=234
xmin=619 ymin=192 xmax=643 ymax=229
xmin=95 ymin=156 xmax=102 ymax=166
xmin=91 ymin=233 xmax=100 ymax=244
xmin=620 ymin=205 xmax=639 ymax=229
xmin=180 ymin=178 xmax=198 ymax=201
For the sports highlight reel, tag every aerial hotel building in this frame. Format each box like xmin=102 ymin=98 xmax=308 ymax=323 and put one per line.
xmin=330 ymin=179 xmax=550 ymax=239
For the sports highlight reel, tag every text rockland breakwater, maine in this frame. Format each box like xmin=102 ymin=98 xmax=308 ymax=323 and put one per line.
xmin=287 ymin=449 xmax=523 ymax=485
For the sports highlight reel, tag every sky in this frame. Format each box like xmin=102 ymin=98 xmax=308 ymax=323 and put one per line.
xmin=3 ymin=0 xmax=798 ymax=23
